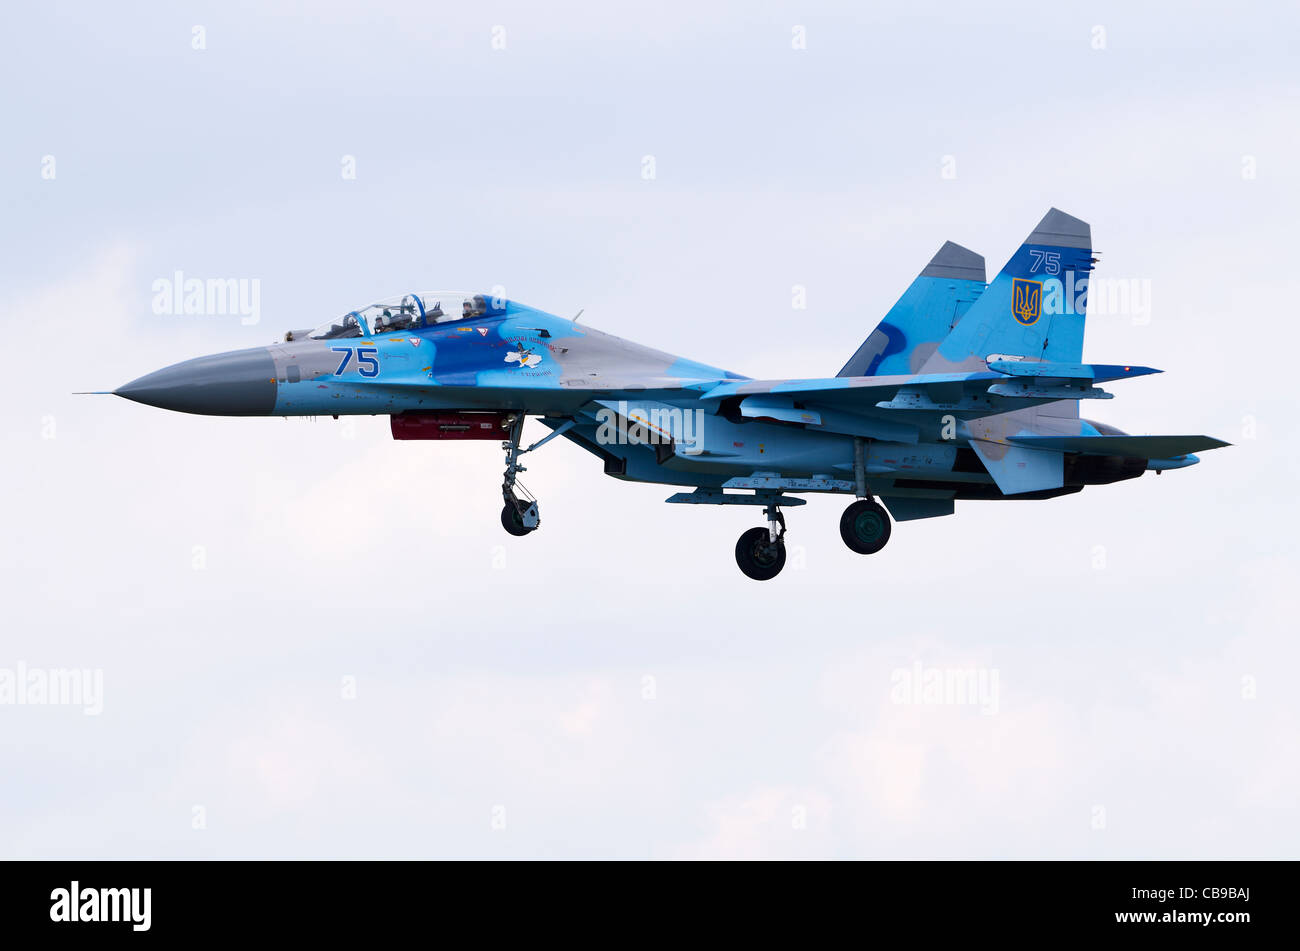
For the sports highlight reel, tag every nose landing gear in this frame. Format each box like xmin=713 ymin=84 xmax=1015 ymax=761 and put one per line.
xmin=501 ymin=498 xmax=539 ymax=536
xmin=501 ymin=414 xmax=540 ymax=536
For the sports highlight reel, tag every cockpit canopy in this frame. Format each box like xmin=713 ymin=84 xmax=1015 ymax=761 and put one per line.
xmin=309 ymin=292 xmax=506 ymax=340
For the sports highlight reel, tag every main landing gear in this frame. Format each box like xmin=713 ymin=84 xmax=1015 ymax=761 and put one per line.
xmin=839 ymin=498 xmax=892 ymax=554
xmin=500 ymin=414 xmax=540 ymax=537
xmin=667 ymin=482 xmax=895 ymax=579
xmin=729 ymin=497 xmax=893 ymax=579
xmin=734 ymin=503 xmax=787 ymax=581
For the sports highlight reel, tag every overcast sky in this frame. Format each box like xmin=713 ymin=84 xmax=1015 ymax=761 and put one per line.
xmin=2 ymin=1 xmax=1296 ymax=858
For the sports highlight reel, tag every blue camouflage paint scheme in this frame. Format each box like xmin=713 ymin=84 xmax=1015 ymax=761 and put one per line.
xmin=113 ymin=210 xmax=1229 ymax=547
xmin=838 ymin=240 xmax=987 ymax=378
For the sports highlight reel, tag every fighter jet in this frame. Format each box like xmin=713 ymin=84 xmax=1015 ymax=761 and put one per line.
xmin=111 ymin=209 xmax=1228 ymax=579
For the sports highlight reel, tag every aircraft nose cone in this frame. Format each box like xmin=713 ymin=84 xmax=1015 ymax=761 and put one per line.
xmin=115 ymin=347 xmax=277 ymax=416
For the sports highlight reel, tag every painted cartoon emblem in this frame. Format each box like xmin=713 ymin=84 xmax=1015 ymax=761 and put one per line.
xmin=504 ymin=342 xmax=542 ymax=369
xmin=1011 ymin=277 xmax=1042 ymax=326
xmin=476 ymin=327 xmax=489 ymax=336
xmin=408 ymin=337 xmax=421 ymax=347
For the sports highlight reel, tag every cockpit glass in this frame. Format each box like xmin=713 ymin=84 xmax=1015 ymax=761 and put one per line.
xmin=308 ymin=292 xmax=505 ymax=339
xmin=308 ymin=311 xmax=364 ymax=340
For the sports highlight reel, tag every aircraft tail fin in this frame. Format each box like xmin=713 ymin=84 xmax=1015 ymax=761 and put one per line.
xmin=837 ymin=241 xmax=985 ymax=378
xmin=920 ymin=209 xmax=1094 ymax=374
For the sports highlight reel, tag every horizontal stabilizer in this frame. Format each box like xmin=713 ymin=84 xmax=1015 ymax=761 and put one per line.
xmin=1009 ymin=434 xmax=1231 ymax=458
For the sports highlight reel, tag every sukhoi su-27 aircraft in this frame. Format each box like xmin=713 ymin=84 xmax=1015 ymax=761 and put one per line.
xmin=109 ymin=209 xmax=1228 ymax=579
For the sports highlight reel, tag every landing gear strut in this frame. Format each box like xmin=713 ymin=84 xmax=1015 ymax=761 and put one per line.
xmin=500 ymin=414 xmax=540 ymax=536
xmin=840 ymin=498 xmax=891 ymax=554
xmin=735 ymin=502 xmax=787 ymax=581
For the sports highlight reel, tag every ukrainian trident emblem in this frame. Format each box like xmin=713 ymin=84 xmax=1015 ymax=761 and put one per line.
xmin=1011 ymin=277 xmax=1042 ymax=326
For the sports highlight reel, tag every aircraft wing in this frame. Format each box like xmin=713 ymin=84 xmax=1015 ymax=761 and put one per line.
xmin=700 ymin=371 xmax=1002 ymax=404
xmin=699 ymin=362 xmax=1162 ymax=413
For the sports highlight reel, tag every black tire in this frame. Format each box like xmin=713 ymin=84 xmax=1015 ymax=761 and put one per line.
xmin=840 ymin=499 xmax=892 ymax=554
xmin=501 ymin=503 xmax=533 ymax=537
xmin=734 ymin=526 xmax=787 ymax=581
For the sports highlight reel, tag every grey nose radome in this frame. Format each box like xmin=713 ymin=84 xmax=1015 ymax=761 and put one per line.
xmin=115 ymin=347 xmax=278 ymax=416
